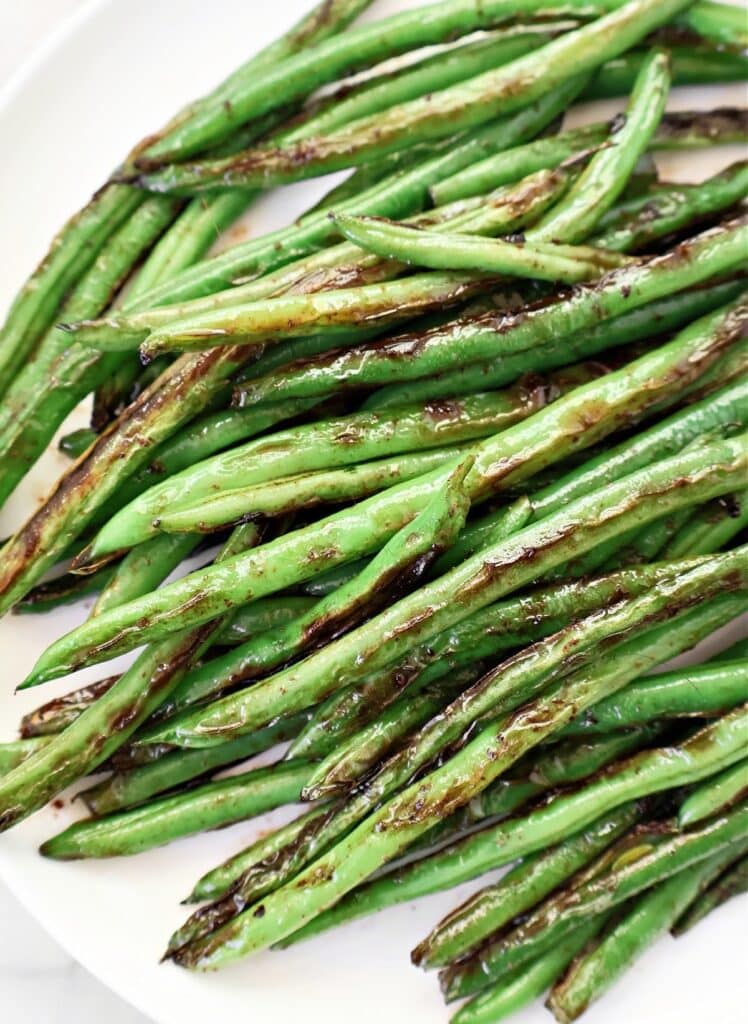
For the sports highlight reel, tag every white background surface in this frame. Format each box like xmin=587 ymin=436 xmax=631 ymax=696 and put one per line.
xmin=0 ymin=3 xmax=745 ymax=1024
xmin=0 ymin=5 xmax=148 ymax=1021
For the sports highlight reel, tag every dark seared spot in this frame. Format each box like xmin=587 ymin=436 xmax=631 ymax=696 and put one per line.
xmin=424 ymin=399 xmax=465 ymax=422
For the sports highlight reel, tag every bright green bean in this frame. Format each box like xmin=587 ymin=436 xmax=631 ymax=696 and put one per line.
xmin=77 ymin=714 xmax=308 ymax=816
xmin=530 ymin=48 xmax=671 ymax=242
xmin=562 ymin=660 xmax=748 ymax=737
xmin=413 ymin=805 xmax=641 ymax=969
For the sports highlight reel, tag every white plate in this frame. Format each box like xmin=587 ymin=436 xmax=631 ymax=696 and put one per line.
xmin=0 ymin=2 xmax=746 ymax=1021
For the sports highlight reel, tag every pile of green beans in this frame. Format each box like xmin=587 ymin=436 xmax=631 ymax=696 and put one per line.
xmin=0 ymin=1 xmax=746 ymax=1019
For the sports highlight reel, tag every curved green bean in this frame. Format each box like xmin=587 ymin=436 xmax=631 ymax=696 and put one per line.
xmin=333 ymin=214 xmax=629 ymax=280
xmin=530 ymin=48 xmax=671 ymax=243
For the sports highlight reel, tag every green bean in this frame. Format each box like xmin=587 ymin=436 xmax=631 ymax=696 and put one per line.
xmin=0 ymin=196 xmax=184 ymax=503
xmin=29 ymin=310 xmax=746 ymax=684
xmin=365 ymin=280 xmax=743 ymax=409
xmin=137 ymin=0 xmax=695 ymax=193
xmin=77 ymin=714 xmax=308 ymax=816
xmin=0 ymin=524 xmax=262 ymax=832
xmin=0 ymin=186 xmax=143 ymax=400
xmin=562 ymin=660 xmax=748 ymax=737
xmin=58 ymin=428 xmax=98 ymax=459
xmin=40 ymin=758 xmax=311 ymax=859
xmin=682 ymin=0 xmax=748 ymax=46
xmin=662 ymin=488 xmax=748 ymax=558
xmin=93 ymin=533 xmax=200 ymax=615
xmin=112 ymin=368 xmax=591 ymax=550
xmin=432 ymin=110 xmax=747 ymax=205
xmin=159 ymin=448 xmax=470 ymax=530
xmin=171 ymin=585 xmax=748 ymax=968
xmin=585 ymin=48 xmax=748 ymax=100
xmin=188 ymin=806 xmax=339 ymax=913
xmin=219 ymin=597 xmax=317 ymax=645
xmin=287 ymin=560 xmax=699 ymax=762
xmin=14 ymin=564 xmax=119 ymax=615
xmin=453 ymin=915 xmax=608 ymax=1024
xmin=679 ymin=759 xmax=748 ymax=828
xmin=591 ymin=162 xmax=748 ymax=252
xmin=672 ymin=853 xmax=748 ymax=936
xmin=333 ymin=214 xmax=630 ymax=280
xmin=236 ymin=221 xmax=747 ymax=403
xmin=546 ymin=843 xmax=746 ymax=1022
xmin=0 ymin=738 xmax=52 ymax=775
xmin=530 ymin=48 xmax=671 ymax=243
xmin=413 ymin=805 xmax=640 ymax=970
xmin=19 ymin=678 xmax=118 ymax=739
xmin=303 ymin=671 xmax=483 ymax=799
